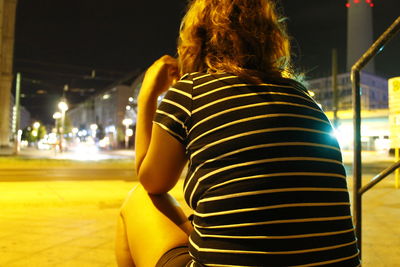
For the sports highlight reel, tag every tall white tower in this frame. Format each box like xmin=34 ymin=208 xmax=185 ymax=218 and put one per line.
xmin=346 ymin=0 xmax=375 ymax=73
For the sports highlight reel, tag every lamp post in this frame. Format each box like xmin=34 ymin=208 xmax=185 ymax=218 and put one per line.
xmin=53 ymin=112 xmax=62 ymax=151
xmin=72 ymin=127 xmax=79 ymax=142
xmin=90 ymin=124 xmax=98 ymax=139
xmin=58 ymin=100 xmax=68 ymax=152
xmin=53 ymin=112 xmax=61 ymax=128
xmin=13 ymin=73 xmax=22 ymax=155
xmin=122 ymin=118 xmax=133 ymax=149
xmin=32 ymin=121 xmax=40 ymax=146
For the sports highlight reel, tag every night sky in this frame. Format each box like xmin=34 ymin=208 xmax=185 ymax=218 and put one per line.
xmin=13 ymin=0 xmax=400 ymax=124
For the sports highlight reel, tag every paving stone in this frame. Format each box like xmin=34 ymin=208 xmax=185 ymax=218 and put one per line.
xmin=0 ymin=166 xmax=398 ymax=266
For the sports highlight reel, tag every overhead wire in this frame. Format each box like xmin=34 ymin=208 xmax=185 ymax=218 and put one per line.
xmin=15 ymin=58 xmax=127 ymax=75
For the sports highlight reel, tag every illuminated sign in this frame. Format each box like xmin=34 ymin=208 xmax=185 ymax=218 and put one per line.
xmin=389 ymin=77 xmax=400 ymax=148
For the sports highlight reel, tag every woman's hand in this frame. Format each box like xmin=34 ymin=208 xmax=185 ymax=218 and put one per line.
xmin=140 ymin=55 xmax=180 ymax=99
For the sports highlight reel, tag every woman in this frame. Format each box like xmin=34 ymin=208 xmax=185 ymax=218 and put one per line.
xmin=116 ymin=0 xmax=360 ymax=266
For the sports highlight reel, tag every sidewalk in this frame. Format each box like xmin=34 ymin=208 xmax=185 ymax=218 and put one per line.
xmin=2 ymin=179 xmax=399 ymax=266
xmin=0 ymin=179 xmax=191 ymax=267
xmin=342 ymin=150 xmax=396 ymax=164
xmin=0 ymin=151 xmax=399 ymax=266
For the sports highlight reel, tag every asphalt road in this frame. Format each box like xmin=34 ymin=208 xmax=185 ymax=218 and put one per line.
xmin=0 ymin=149 xmax=397 ymax=182
xmin=0 ymin=168 xmax=137 ymax=181
xmin=0 ymin=161 xmax=396 ymax=182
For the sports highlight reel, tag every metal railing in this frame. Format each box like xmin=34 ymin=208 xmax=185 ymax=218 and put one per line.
xmin=351 ymin=16 xmax=400 ymax=259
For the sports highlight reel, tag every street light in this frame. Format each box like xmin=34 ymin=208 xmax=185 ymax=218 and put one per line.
xmin=72 ymin=127 xmax=79 ymax=137
xmin=58 ymin=101 xmax=68 ymax=113
xmin=53 ymin=112 xmax=62 ymax=151
xmin=32 ymin=121 xmax=40 ymax=140
xmin=58 ymin=100 xmax=68 ymax=152
xmin=33 ymin=121 xmax=40 ymax=129
xmin=53 ymin=111 xmax=61 ymax=131
xmin=90 ymin=124 xmax=98 ymax=139
xmin=122 ymin=118 xmax=133 ymax=149
xmin=30 ymin=121 xmax=41 ymax=147
xmin=53 ymin=112 xmax=62 ymax=120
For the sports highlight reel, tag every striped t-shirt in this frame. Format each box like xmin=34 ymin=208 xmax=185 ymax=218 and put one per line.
xmin=154 ymin=72 xmax=360 ymax=266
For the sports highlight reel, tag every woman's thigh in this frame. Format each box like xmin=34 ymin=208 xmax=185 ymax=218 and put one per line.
xmin=118 ymin=184 xmax=191 ymax=267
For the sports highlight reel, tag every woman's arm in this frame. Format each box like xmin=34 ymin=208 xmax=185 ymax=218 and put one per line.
xmin=135 ymin=55 xmax=187 ymax=194
xmin=135 ymin=55 xmax=179 ymax=172
xmin=138 ymin=123 xmax=187 ymax=194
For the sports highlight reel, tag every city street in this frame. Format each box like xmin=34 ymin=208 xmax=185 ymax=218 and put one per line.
xmin=0 ymin=150 xmax=399 ymax=266
xmin=0 ymin=168 xmax=135 ymax=182
xmin=0 ymin=0 xmax=398 ymax=266
xmin=0 ymin=149 xmax=395 ymax=182
xmin=0 ymin=147 xmax=136 ymax=182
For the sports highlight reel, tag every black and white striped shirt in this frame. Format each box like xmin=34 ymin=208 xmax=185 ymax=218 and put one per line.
xmin=154 ymin=72 xmax=360 ymax=267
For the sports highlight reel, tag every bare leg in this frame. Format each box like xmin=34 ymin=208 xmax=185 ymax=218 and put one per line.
xmin=115 ymin=184 xmax=192 ymax=267
xmin=115 ymin=214 xmax=136 ymax=267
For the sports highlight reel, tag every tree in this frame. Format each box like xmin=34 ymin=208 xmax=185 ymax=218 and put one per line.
xmin=117 ymin=126 xmax=125 ymax=148
xmin=97 ymin=124 xmax=106 ymax=140
xmin=21 ymin=127 xmax=32 ymax=142
xmin=64 ymin=115 xmax=73 ymax=135
xmin=37 ymin=125 xmax=47 ymax=140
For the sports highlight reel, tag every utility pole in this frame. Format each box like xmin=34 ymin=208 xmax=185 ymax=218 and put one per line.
xmin=332 ymin=48 xmax=339 ymax=128
xmin=13 ymin=72 xmax=21 ymax=154
xmin=0 ymin=0 xmax=18 ymax=148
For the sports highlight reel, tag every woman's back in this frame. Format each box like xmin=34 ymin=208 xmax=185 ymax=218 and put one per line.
xmin=155 ymin=72 xmax=360 ymax=266
xmin=117 ymin=1 xmax=361 ymax=266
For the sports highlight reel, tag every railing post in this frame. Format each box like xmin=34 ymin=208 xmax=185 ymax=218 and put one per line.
xmin=351 ymin=69 xmax=362 ymax=255
xmin=396 ymin=148 xmax=399 ymax=189
xmin=350 ymin=16 xmax=400 ymax=261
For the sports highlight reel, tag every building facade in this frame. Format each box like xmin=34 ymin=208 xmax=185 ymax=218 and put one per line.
xmin=307 ymin=72 xmax=388 ymax=111
xmin=324 ymin=109 xmax=389 ymax=151
xmin=388 ymin=77 xmax=400 ymax=150
xmin=307 ymin=72 xmax=390 ymax=151
xmin=10 ymin=94 xmax=31 ymax=133
xmin=67 ymin=84 xmax=133 ymax=148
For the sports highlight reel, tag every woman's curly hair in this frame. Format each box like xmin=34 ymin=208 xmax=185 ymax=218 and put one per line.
xmin=177 ymin=0 xmax=296 ymax=83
